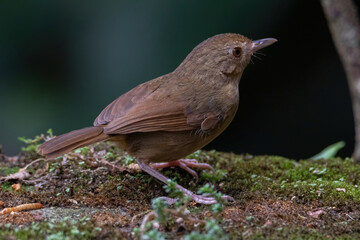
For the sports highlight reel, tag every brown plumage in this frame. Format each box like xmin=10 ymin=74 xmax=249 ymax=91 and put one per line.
xmin=38 ymin=33 xmax=277 ymax=204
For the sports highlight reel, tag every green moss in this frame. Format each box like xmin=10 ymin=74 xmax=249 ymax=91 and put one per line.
xmin=0 ymin=166 xmax=20 ymax=177
xmin=201 ymin=169 xmax=227 ymax=182
xmin=232 ymin=226 xmax=360 ymax=239
xmin=1 ymin=182 xmax=13 ymax=191
xmin=2 ymin=132 xmax=360 ymax=239
xmin=0 ymin=218 xmax=123 ymax=240
xmin=205 ymin=153 xmax=360 ymax=206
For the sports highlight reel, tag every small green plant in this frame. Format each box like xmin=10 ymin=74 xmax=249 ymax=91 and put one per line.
xmin=123 ymin=155 xmax=136 ymax=165
xmin=185 ymin=219 xmax=229 ymax=240
xmin=151 ymin=198 xmax=169 ymax=224
xmin=0 ymin=216 xmax=111 ymax=239
xmin=164 ymin=179 xmax=184 ymax=199
xmin=201 ymin=169 xmax=228 ymax=182
xmin=104 ymin=151 xmax=115 ymax=160
xmin=142 ymin=228 xmax=167 ymax=240
xmin=186 ymin=150 xmax=202 ymax=159
xmin=74 ymin=146 xmax=90 ymax=156
xmin=133 ymin=179 xmax=188 ymax=239
xmin=198 ymin=184 xmax=224 ymax=214
xmin=311 ymin=141 xmax=345 ymax=160
xmin=164 ymin=179 xmax=192 ymax=208
xmin=135 ymin=179 xmax=229 ymax=239
xmin=18 ymin=128 xmax=53 ymax=153
xmin=18 ymin=136 xmax=42 ymax=152
xmin=133 ymin=223 xmax=166 ymax=240
xmin=46 ymin=128 xmax=54 ymax=138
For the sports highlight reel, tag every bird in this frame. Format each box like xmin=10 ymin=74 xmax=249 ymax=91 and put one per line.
xmin=38 ymin=33 xmax=277 ymax=204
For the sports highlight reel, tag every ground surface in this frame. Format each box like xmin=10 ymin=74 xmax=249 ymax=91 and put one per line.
xmin=0 ymin=132 xmax=359 ymax=239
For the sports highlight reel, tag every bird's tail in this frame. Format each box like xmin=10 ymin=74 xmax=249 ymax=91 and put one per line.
xmin=38 ymin=126 xmax=108 ymax=160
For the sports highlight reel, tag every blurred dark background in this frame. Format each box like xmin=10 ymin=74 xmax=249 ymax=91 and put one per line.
xmin=0 ymin=0 xmax=357 ymax=158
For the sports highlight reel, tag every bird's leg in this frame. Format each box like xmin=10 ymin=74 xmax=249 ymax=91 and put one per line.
xmin=150 ymin=159 xmax=214 ymax=180
xmin=138 ymin=159 xmax=233 ymax=205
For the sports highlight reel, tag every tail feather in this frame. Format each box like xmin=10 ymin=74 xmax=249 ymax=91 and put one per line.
xmin=38 ymin=126 xmax=108 ymax=159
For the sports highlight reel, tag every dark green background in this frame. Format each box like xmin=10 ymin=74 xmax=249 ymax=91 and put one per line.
xmin=0 ymin=1 xmax=356 ymax=158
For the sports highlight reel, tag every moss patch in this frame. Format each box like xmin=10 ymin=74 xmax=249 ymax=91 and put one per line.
xmin=0 ymin=136 xmax=359 ymax=239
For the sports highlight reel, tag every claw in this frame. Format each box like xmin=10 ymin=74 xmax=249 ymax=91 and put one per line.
xmin=158 ymin=194 xmax=234 ymax=205
xmin=139 ymin=160 xmax=233 ymax=205
xmin=151 ymin=159 xmax=214 ymax=180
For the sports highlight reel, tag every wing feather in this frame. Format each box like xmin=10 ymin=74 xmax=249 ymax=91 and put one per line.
xmin=94 ymin=76 xmax=223 ymax=135
xmin=94 ymin=82 xmax=159 ymax=126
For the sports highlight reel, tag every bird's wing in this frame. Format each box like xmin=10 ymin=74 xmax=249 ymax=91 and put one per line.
xmin=101 ymin=98 xmax=194 ymax=134
xmin=186 ymin=112 xmax=223 ymax=131
xmin=94 ymin=79 xmax=223 ymax=135
xmin=94 ymin=81 xmax=158 ymax=126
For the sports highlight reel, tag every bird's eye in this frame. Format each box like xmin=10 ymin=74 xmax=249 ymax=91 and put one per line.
xmin=232 ymin=47 xmax=242 ymax=58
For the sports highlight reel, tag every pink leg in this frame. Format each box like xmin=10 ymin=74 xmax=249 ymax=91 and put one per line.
xmin=151 ymin=159 xmax=214 ymax=180
xmin=139 ymin=160 xmax=233 ymax=205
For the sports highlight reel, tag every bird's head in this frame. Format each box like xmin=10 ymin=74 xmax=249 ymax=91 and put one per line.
xmin=176 ymin=33 xmax=277 ymax=82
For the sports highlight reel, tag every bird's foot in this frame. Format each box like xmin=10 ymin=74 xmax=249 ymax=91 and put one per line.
xmin=151 ymin=159 xmax=214 ymax=180
xmin=139 ymin=160 xmax=233 ymax=205
xmin=158 ymin=194 xmax=234 ymax=205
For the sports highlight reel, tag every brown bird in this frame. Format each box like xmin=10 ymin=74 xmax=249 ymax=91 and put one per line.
xmin=38 ymin=33 xmax=277 ymax=204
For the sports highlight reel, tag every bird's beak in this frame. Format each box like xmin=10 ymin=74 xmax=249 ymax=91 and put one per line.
xmin=251 ymin=38 xmax=277 ymax=52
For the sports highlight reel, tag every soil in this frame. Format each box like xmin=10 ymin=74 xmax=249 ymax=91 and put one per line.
xmin=0 ymin=136 xmax=359 ymax=239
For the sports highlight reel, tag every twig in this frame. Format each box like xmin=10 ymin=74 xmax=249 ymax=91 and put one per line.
xmin=0 ymin=169 xmax=30 ymax=182
xmin=140 ymin=211 xmax=158 ymax=234
xmin=99 ymin=159 xmax=136 ymax=174
xmin=23 ymin=158 xmax=46 ymax=170
xmin=21 ymin=174 xmax=52 ymax=185
xmin=131 ymin=210 xmax=152 ymax=226
xmin=139 ymin=207 xmax=205 ymax=236
xmin=320 ymin=0 xmax=360 ymax=161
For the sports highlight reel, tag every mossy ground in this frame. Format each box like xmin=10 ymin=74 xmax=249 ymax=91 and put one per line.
xmin=0 ymin=136 xmax=359 ymax=239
